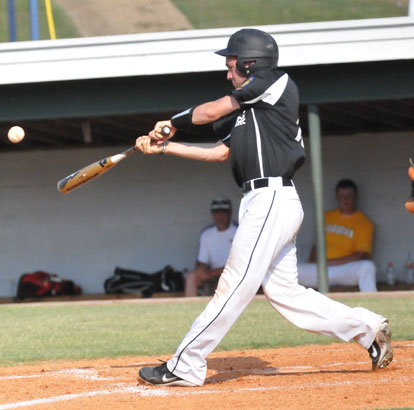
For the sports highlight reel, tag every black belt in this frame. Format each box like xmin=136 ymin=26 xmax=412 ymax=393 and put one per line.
xmin=242 ymin=177 xmax=292 ymax=194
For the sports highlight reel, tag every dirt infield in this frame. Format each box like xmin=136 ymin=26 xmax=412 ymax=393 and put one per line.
xmin=1 ymin=342 xmax=413 ymax=410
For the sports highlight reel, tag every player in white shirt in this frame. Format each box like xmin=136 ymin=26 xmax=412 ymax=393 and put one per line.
xmin=185 ymin=196 xmax=237 ymax=296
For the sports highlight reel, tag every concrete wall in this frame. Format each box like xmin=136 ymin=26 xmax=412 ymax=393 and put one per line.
xmin=0 ymin=131 xmax=413 ymax=296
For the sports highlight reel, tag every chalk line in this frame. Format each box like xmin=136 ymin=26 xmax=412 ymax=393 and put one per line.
xmin=1 ymin=375 xmax=414 ymax=409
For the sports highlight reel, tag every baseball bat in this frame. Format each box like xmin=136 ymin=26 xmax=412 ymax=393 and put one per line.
xmin=57 ymin=126 xmax=171 ymax=194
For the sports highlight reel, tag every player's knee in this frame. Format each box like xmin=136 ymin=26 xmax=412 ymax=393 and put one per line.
xmin=194 ymin=268 xmax=211 ymax=284
xmin=359 ymin=260 xmax=376 ymax=279
xmin=359 ymin=260 xmax=377 ymax=283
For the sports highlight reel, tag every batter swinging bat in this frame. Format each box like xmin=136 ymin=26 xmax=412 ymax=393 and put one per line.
xmin=57 ymin=126 xmax=171 ymax=194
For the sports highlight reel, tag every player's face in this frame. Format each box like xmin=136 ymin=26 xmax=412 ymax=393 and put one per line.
xmin=336 ymin=188 xmax=357 ymax=215
xmin=212 ymin=210 xmax=231 ymax=231
xmin=225 ymin=57 xmax=247 ymax=89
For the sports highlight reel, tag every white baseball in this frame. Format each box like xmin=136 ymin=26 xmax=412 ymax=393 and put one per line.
xmin=8 ymin=126 xmax=25 ymax=143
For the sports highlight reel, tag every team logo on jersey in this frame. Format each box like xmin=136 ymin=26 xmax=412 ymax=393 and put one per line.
xmin=235 ymin=111 xmax=246 ymax=127
xmin=237 ymin=75 xmax=255 ymax=90
xmin=326 ymin=224 xmax=354 ymax=239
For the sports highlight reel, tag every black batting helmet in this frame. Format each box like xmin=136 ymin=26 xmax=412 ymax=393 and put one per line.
xmin=215 ymin=28 xmax=279 ymax=75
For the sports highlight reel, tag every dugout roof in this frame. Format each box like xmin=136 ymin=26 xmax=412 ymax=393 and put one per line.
xmin=0 ymin=17 xmax=413 ymax=150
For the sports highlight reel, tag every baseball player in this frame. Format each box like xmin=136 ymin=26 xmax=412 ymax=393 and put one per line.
xmin=185 ymin=196 xmax=238 ymax=297
xmin=298 ymin=179 xmax=378 ymax=292
xmin=136 ymin=28 xmax=393 ymax=387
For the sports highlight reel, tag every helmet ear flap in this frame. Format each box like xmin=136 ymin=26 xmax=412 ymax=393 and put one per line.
xmin=236 ymin=58 xmax=249 ymax=76
xmin=236 ymin=58 xmax=257 ymax=76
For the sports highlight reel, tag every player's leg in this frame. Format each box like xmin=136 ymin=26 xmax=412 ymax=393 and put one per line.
xmin=184 ymin=270 xmax=198 ymax=296
xmin=298 ymin=260 xmax=377 ymax=292
xmin=185 ymin=266 xmax=216 ymax=297
xmin=355 ymin=260 xmax=377 ymax=292
xmin=201 ymin=275 xmax=220 ymax=296
xmin=164 ymin=187 xmax=304 ymax=386
xmin=327 ymin=263 xmax=359 ymax=288
xmin=297 ymin=263 xmax=360 ymax=289
xmin=324 ymin=260 xmax=377 ymax=292
xmin=262 ymin=245 xmax=386 ymax=349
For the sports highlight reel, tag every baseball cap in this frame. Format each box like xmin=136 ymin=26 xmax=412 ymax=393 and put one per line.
xmin=211 ymin=196 xmax=232 ymax=212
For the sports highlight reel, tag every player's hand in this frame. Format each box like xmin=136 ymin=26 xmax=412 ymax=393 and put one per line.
xmin=135 ymin=135 xmax=162 ymax=155
xmin=149 ymin=120 xmax=176 ymax=143
xmin=405 ymin=158 xmax=414 ymax=213
xmin=409 ymin=158 xmax=414 ymax=182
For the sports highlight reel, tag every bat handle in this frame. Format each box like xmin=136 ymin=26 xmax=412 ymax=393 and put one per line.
xmin=161 ymin=126 xmax=171 ymax=137
xmin=123 ymin=146 xmax=138 ymax=155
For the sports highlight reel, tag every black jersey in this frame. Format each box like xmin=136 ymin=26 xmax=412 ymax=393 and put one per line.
xmin=213 ymin=69 xmax=305 ymax=188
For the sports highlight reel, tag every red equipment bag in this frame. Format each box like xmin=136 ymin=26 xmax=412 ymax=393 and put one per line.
xmin=16 ymin=271 xmax=82 ymax=300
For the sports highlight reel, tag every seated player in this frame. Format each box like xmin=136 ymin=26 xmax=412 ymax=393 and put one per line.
xmin=185 ymin=196 xmax=237 ymax=297
xmin=298 ymin=179 xmax=377 ymax=292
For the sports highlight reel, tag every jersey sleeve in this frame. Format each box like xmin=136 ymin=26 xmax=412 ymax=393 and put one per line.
xmin=231 ymin=71 xmax=277 ymax=106
xmin=354 ymin=217 xmax=374 ymax=255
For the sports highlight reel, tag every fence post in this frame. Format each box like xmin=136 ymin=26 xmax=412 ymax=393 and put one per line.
xmin=307 ymin=104 xmax=329 ymax=293
xmin=7 ymin=0 xmax=17 ymax=41
xmin=29 ymin=0 xmax=40 ymax=40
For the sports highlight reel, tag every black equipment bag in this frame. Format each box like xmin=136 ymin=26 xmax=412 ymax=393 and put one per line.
xmin=104 ymin=265 xmax=184 ymax=298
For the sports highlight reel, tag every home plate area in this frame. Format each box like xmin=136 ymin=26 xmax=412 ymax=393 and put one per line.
xmin=1 ymin=343 xmax=413 ymax=410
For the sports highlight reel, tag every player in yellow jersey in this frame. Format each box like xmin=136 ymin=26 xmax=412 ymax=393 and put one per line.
xmin=298 ymin=179 xmax=377 ymax=292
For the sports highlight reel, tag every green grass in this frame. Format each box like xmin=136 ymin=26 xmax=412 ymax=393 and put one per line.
xmin=0 ymin=0 xmax=408 ymax=43
xmin=0 ymin=296 xmax=413 ymax=366
xmin=0 ymin=0 xmax=79 ymax=42
xmin=172 ymin=0 xmax=409 ymax=29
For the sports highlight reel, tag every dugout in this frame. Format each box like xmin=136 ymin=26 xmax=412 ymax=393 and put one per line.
xmin=0 ymin=17 xmax=413 ymax=296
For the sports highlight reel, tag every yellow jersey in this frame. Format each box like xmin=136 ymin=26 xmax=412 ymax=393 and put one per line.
xmin=325 ymin=209 xmax=374 ymax=260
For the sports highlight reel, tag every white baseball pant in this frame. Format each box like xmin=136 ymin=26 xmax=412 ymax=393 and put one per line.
xmin=297 ymin=260 xmax=378 ymax=292
xmin=167 ymin=178 xmax=386 ymax=386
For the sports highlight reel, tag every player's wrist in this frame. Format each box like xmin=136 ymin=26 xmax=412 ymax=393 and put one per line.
xmin=171 ymin=107 xmax=195 ymax=129
xmin=159 ymin=141 xmax=168 ymax=155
